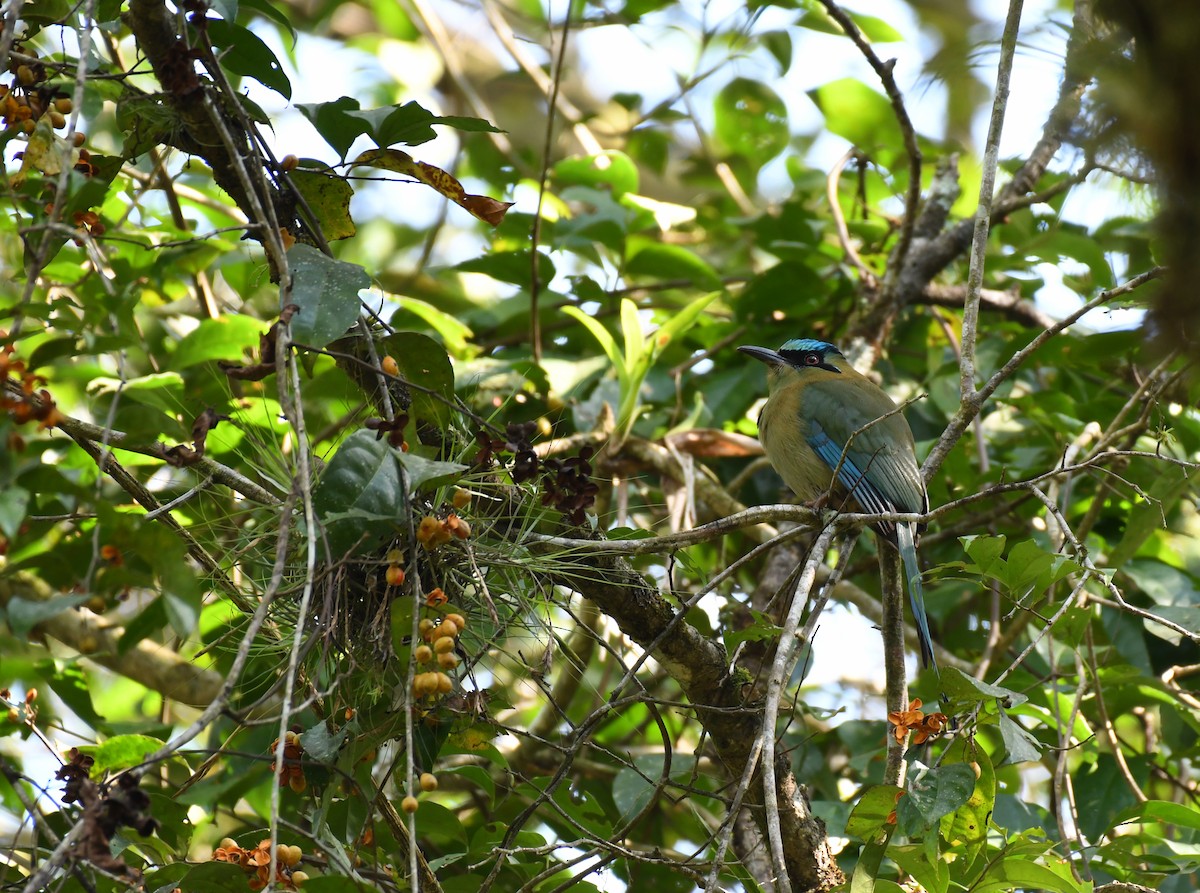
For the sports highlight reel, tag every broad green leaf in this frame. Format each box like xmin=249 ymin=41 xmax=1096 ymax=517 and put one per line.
xmin=290 ymin=166 xmax=356 ymax=241
xmin=714 ymin=78 xmax=789 ymax=167
xmin=171 ymin=316 xmax=264 ymax=369
xmin=89 ymin=372 xmax=185 ymax=415
xmin=809 ymin=77 xmax=903 ymax=156
xmin=312 ymin=430 xmax=406 ymax=556
xmin=396 ymin=451 xmax=467 ymax=495
xmin=390 ymin=296 xmax=474 ymax=357
xmin=455 ymin=251 xmax=554 ymax=288
xmin=298 ymin=96 xmax=366 ymax=157
xmin=896 ymin=763 xmax=975 ymax=834
xmin=0 ymin=486 xmax=30 ymax=538
xmin=380 ymin=331 xmax=455 ymax=426
xmin=205 ymin=19 xmax=292 ymax=99
xmin=86 ymin=734 xmax=164 ymax=775
xmin=286 ymin=244 xmax=369 ymax=348
xmin=554 ymin=150 xmax=639 ymax=199
xmin=624 ymin=240 xmax=721 ymax=288
xmin=997 ymin=710 xmax=1042 ymax=765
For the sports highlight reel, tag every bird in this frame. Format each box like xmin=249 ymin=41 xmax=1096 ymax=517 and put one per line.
xmin=738 ymin=338 xmax=937 ymax=678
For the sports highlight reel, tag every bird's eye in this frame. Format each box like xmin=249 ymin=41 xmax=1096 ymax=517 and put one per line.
xmin=804 ymin=354 xmax=820 ymax=366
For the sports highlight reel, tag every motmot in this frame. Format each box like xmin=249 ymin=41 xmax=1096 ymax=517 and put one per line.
xmin=739 ymin=338 xmax=937 ymax=677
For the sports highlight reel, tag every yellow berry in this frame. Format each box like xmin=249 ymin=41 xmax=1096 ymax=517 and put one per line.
xmin=418 ymin=618 xmax=436 ymax=635
xmin=401 ymin=795 xmax=419 ymax=813
xmin=386 ymin=548 xmax=404 ymax=564
xmin=437 ymin=652 xmax=459 ymax=669
xmin=386 ymin=565 xmax=406 ymax=586
xmin=452 ymin=488 xmax=471 ymax=509
xmin=54 ymin=97 xmax=72 ymax=114
xmin=219 ymin=837 xmax=239 ymax=850
xmin=414 ymin=645 xmax=432 ymax=663
xmin=49 ymin=110 xmax=65 ymax=128
xmin=280 ymin=153 xmax=298 ymax=172
xmin=433 ymin=636 xmax=456 ymax=654
xmin=445 ymin=613 xmax=467 ymax=630
xmin=419 ymin=772 xmax=438 ymax=792
xmin=291 ymin=870 xmax=309 ymax=885
xmin=16 ymin=65 xmax=35 ymax=85
xmin=435 ymin=673 xmax=452 ymax=694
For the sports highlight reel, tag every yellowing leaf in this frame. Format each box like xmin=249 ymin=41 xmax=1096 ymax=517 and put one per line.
xmin=354 ymin=148 xmax=513 ymax=226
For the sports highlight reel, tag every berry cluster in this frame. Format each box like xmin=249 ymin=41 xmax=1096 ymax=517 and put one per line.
xmin=213 ymin=839 xmax=310 ymax=889
xmin=412 ymin=611 xmax=466 ymax=698
xmin=416 ymin=511 xmax=471 ymax=550
xmin=1 ymin=339 xmax=62 ymax=431
xmin=270 ymin=730 xmax=306 ymax=793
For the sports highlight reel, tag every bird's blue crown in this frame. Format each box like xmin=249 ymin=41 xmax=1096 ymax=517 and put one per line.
xmin=779 ymin=338 xmax=841 ymax=355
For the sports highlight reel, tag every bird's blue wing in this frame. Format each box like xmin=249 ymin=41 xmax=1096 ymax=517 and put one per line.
xmin=806 ymin=426 xmax=895 ymax=517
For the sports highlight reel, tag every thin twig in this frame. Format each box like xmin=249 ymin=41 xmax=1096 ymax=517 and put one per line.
xmin=960 ymin=0 xmax=1025 ymax=401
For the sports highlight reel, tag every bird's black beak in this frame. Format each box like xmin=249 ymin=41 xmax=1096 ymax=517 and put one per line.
xmin=737 ymin=345 xmax=786 ymax=366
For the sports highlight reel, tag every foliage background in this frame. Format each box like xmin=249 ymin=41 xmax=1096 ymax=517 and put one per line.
xmin=1 ymin=0 xmax=1199 ymax=891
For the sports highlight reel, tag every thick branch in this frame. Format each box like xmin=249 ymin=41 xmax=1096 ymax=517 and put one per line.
xmin=552 ymin=551 xmax=845 ymax=891
xmin=0 ymin=572 xmax=222 ymax=706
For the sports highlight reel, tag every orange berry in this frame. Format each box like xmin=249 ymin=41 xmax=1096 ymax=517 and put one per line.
xmin=414 ymin=645 xmax=432 ymax=663
xmin=435 ymin=673 xmax=452 ymax=694
xmin=381 ymin=356 xmax=399 ymax=376
xmin=425 ymin=587 xmax=447 ymax=607
xmin=433 ymin=636 xmax=455 ymax=654
xmin=437 ymin=652 xmax=459 ymax=670
xmin=419 ymin=772 xmax=438 ymax=792
xmin=291 ymin=870 xmax=309 ymax=885
xmin=49 ymin=110 xmax=65 ymax=128
xmin=72 ymin=131 xmax=85 ymax=147
xmin=386 ymin=565 xmax=406 ymax=587
xmin=401 ymin=795 xmax=419 ymax=813
xmin=288 ymin=773 xmax=307 ymax=793
xmin=280 ymin=154 xmax=298 ymax=172
xmin=451 ymin=488 xmax=471 ymax=509
xmin=445 ymin=613 xmax=467 ymax=630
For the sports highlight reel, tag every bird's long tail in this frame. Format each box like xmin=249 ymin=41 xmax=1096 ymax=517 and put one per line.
xmin=896 ymin=520 xmax=937 ymax=676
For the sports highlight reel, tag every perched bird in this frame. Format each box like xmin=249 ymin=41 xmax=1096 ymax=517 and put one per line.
xmin=739 ymin=339 xmax=937 ymax=676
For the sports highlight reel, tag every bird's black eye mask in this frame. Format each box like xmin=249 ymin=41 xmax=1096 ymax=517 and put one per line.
xmin=779 ymin=349 xmax=842 ymax=374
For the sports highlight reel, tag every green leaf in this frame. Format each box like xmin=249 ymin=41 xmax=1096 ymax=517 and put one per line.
xmin=205 ymin=19 xmax=292 ymax=99
xmin=286 ymin=244 xmax=369 ymax=348
xmin=761 ymin=30 xmax=792 ymax=75
xmin=846 ymin=784 xmax=902 ymax=841
xmin=290 ymin=166 xmax=356 ymax=241
xmin=300 ymin=721 xmax=350 ymax=763
xmin=455 ymin=250 xmax=555 ymax=288
xmin=298 ymin=96 xmax=367 ymax=157
xmin=171 ymin=316 xmax=264 ymax=369
xmin=4 ymin=594 xmax=90 ymax=637
xmin=0 ymin=486 xmax=30 ymax=538
xmin=997 ymin=710 xmax=1043 ymax=765
xmin=397 ymin=452 xmax=467 ymax=495
xmin=896 ymin=763 xmax=975 ymax=834
xmin=613 ymin=754 xmax=695 ymax=820
xmin=312 ymin=430 xmax=406 ymax=556
xmin=1112 ymin=799 xmax=1200 ymax=832
xmin=562 ymin=305 xmax=626 ymax=382
xmin=86 ymin=733 xmax=164 ymax=775
xmin=714 ymin=78 xmax=789 ymax=167
xmin=1109 ymin=466 xmax=1198 ymax=566
xmin=390 ymin=296 xmax=474 ymax=357
xmin=553 ymin=150 xmax=640 ymax=199
xmin=624 ymin=240 xmax=721 ymax=288
xmin=961 ymin=534 xmax=1006 ymax=577
xmin=88 ymin=372 xmax=185 ymax=416
xmin=44 ymin=662 xmax=106 ymax=728
xmin=379 ymin=331 xmax=455 ymax=426
xmin=808 ymin=77 xmax=903 ymax=155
